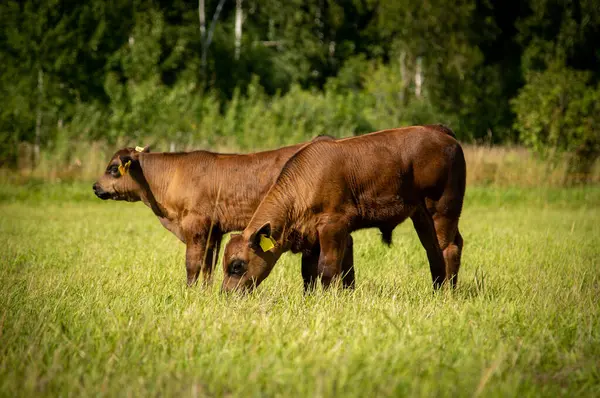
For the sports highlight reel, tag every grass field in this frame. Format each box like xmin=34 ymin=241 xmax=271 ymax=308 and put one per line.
xmin=1 ymin=183 xmax=599 ymax=397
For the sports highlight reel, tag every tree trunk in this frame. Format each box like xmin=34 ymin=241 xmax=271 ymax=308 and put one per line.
xmin=234 ymin=0 xmax=243 ymax=61
xmin=201 ymin=0 xmax=227 ymax=76
xmin=399 ymin=51 xmax=408 ymax=105
xmin=415 ymin=56 xmax=423 ymax=98
xmin=199 ymin=0 xmax=205 ymax=40
xmin=199 ymin=0 xmax=206 ymax=74
xmin=33 ymin=66 xmax=44 ymax=169
xmin=315 ymin=0 xmax=324 ymax=41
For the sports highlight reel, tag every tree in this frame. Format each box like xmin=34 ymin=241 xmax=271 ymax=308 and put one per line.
xmin=1 ymin=0 xmax=80 ymax=166
xmin=512 ymin=63 xmax=600 ymax=181
xmin=0 ymin=0 xmax=138 ymax=165
xmin=510 ymin=0 xmax=600 ymax=181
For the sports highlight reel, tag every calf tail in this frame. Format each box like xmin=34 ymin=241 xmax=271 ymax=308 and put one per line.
xmin=380 ymin=227 xmax=393 ymax=246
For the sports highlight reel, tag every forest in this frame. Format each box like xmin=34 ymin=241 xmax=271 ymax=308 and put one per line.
xmin=1 ymin=0 xmax=599 ymax=178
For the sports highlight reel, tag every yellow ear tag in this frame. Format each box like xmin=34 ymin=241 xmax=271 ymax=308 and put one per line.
xmin=259 ymin=234 xmax=276 ymax=252
xmin=135 ymin=146 xmax=145 ymax=153
xmin=118 ymin=160 xmax=131 ymax=176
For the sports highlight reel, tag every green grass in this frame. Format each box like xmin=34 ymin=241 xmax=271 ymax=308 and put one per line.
xmin=1 ymin=184 xmax=599 ymax=397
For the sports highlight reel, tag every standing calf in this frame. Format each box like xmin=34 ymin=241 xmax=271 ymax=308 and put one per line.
xmin=92 ymin=138 xmax=354 ymax=287
xmin=222 ymin=125 xmax=466 ymax=292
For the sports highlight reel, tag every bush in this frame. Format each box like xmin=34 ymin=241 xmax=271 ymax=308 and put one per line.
xmin=511 ymin=64 xmax=600 ymax=182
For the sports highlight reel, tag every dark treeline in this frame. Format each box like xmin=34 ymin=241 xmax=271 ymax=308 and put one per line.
xmin=1 ymin=0 xmax=599 ymax=171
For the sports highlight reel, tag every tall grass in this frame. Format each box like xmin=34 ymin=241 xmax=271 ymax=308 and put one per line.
xmin=0 ymin=185 xmax=598 ymax=396
xmin=6 ymin=140 xmax=600 ymax=188
xmin=464 ymin=145 xmax=600 ymax=187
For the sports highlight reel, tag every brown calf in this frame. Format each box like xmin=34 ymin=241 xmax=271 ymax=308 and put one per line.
xmin=222 ymin=125 xmax=466 ymax=292
xmin=92 ymin=138 xmax=355 ymax=287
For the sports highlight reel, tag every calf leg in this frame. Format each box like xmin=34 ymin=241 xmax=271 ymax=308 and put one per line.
xmin=445 ymin=230 xmax=463 ymax=287
xmin=301 ymin=248 xmax=319 ymax=292
xmin=302 ymin=234 xmax=355 ymax=292
xmin=185 ymin=238 xmax=207 ymax=286
xmin=317 ymin=223 xmax=348 ymax=288
xmin=341 ymin=235 xmax=355 ymax=289
xmin=432 ymin=214 xmax=463 ymax=288
xmin=201 ymin=228 xmax=222 ymax=284
xmin=411 ymin=205 xmax=446 ymax=290
xmin=185 ymin=223 xmax=221 ymax=286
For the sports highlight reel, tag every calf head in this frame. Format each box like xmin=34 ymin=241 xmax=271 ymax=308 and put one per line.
xmin=222 ymin=223 xmax=283 ymax=292
xmin=92 ymin=146 xmax=149 ymax=202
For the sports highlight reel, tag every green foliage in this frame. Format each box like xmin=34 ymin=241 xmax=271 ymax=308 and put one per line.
xmin=367 ymin=0 xmax=510 ymax=140
xmin=517 ymin=0 xmax=600 ymax=73
xmin=510 ymin=0 xmax=600 ymax=179
xmin=1 ymin=0 xmax=599 ymax=168
xmin=511 ymin=63 xmax=600 ymax=177
xmin=101 ymin=9 xmax=199 ymax=143
xmin=197 ymin=78 xmax=372 ymax=149
xmin=0 ymin=0 xmax=136 ymax=163
xmin=326 ymin=55 xmax=458 ymax=135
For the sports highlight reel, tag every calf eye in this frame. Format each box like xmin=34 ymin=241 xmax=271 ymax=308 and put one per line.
xmin=108 ymin=166 xmax=120 ymax=177
xmin=229 ymin=259 xmax=246 ymax=276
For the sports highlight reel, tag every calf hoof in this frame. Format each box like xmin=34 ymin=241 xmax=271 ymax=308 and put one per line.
xmin=186 ymin=277 xmax=198 ymax=287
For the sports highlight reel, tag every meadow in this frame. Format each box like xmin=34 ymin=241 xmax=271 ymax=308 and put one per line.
xmin=0 ymin=181 xmax=599 ymax=397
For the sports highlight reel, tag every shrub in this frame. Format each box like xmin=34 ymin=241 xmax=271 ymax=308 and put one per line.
xmin=511 ymin=64 xmax=600 ymax=182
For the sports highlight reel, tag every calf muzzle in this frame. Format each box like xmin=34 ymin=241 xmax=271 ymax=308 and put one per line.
xmin=92 ymin=182 xmax=111 ymax=200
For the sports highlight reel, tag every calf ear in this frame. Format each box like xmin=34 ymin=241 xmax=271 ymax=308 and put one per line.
xmin=119 ymin=154 xmax=133 ymax=167
xmin=250 ymin=222 xmax=276 ymax=252
xmin=118 ymin=153 xmax=139 ymax=176
xmin=119 ymin=149 xmax=144 ymax=165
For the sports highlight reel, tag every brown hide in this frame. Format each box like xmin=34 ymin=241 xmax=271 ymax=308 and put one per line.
xmin=92 ymin=136 xmax=354 ymax=287
xmin=222 ymin=124 xmax=466 ymax=292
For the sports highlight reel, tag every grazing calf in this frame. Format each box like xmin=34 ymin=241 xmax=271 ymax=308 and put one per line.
xmin=222 ymin=125 xmax=466 ymax=292
xmin=92 ymin=138 xmax=354 ymax=287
